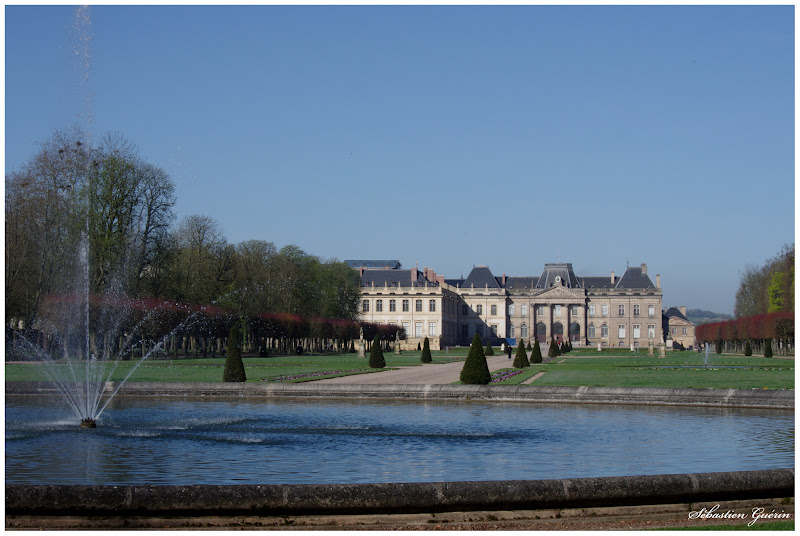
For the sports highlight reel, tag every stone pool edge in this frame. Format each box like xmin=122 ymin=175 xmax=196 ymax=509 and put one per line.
xmin=6 ymin=382 xmax=796 ymax=409
xmin=5 ymin=469 xmax=794 ymax=517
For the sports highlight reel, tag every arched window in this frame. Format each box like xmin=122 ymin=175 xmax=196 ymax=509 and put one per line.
xmin=601 ymin=324 xmax=609 ymax=337
xmin=520 ymin=324 xmax=528 ymax=338
xmin=588 ymin=324 xmax=596 ymax=338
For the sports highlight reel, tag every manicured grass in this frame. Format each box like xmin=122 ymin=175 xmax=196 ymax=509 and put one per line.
xmin=4 ymin=352 xmax=466 ymax=383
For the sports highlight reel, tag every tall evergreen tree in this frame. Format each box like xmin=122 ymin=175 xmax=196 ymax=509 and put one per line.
xmin=744 ymin=340 xmax=752 ymax=356
xmin=223 ymin=323 xmax=247 ymax=382
xmin=548 ymin=336 xmax=560 ymax=358
xmin=485 ymin=341 xmax=494 ymax=356
xmin=460 ymin=333 xmax=491 ymax=384
xmin=764 ymin=338 xmax=773 ymax=358
xmin=513 ymin=341 xmax=530 ymax=368
xmin=369 ymin=334 xmax=386 ymax=368
xmin=531 ymin=339 xmax=543 ymax=363
xmin=421 ymin=336 xmax=432 ymax=363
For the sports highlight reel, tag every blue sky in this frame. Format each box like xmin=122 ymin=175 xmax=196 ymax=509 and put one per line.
xmin=5 ymin=5 xmax=795 ymax=314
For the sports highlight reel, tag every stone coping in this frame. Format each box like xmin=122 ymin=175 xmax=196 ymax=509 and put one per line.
xmin=6 ymin=382 xmax=795 ymax=409
xmin=5 ymin=469 xmax=794 ymax=517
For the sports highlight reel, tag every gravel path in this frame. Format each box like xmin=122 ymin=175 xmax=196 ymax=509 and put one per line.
xmin=315 ymin=354 xmax=518 ymax=385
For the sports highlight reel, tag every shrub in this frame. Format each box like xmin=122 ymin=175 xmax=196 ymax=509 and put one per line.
xmin=548 ymin=336 xmax=560 ymax=358
xmin=527 ymin=340 xmax=532 ymax=351
xmin=349 ymin=340 xmax=356 ymax=353
xmin=421 ymin=337 xmax=432 ymax=363
xmin=531 ymin=339 xmax=543 ymax=363
xmin=460 ymin=333 xmax=491 ymax=384
xmin=715 ymin=339 xmax=723 ymax=354
xmin=417 ymin=342 xmax=421 ymax=351
xmin=744 ymin=340 xmax=752 ymax=356
xmin=485 ymin=342 xmax=494 ymax=356
xmin=223 ymin=324 xmax=247 ymax=382
xmin=764 ymin=338 xmax=773 ymax=358
xmin=369 ymin=334 xmax=386 ymax=368
xmin=513 ymin=341 xmax=530 ymax=368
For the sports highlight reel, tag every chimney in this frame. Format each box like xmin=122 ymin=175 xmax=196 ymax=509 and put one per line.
xmin=611 ymin=271 xmax=616 ymax=284
xmin=436 ymin=275 xmax=445 ymax=284
xmin=502 ymin=273 xmax=506 ymax=286
xmin=656 ymin=274 xmax=661 ymax=289
xmin=680 ymin=306 xmax=687 ymax=317
xmin=423 ymin=267 xmax=429 ymax=280
xmin=410 ymin=266 xmax=417 ymax=286
xmin=641 ymin=263 xmax=647 ymax=275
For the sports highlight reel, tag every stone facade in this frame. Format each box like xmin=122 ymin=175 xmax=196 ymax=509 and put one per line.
xmin=348 ymin=260 xmax=664 ymax=350
xmin=663 ymin=306 xmax=697 ymax=350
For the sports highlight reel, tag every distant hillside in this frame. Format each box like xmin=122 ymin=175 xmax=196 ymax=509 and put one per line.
xmin=686 ymin=308 xmax=733 ymax=325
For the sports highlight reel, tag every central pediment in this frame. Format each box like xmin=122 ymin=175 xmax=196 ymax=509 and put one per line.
xmin=535 ymin=285 xmax=585 ymax=301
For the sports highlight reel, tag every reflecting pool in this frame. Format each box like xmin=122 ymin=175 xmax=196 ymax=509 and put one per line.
xmin=5 ymin=397 xmax=794 ymax=485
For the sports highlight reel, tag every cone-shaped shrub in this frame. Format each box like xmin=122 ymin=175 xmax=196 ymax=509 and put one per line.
xmin=417 ymin=342 xmax=421 ymax=351
xmin=744 ymin=340 xmax=752 ymax=356
xmin=531 ymin=339 xmax=543 ymax=363
xmin=223 ymin=324 xmax=247 ymax=382
xmin=369 ymin=334 xmax=386 ymax=368
xmin=349 ymin=340 xmax=356 ymax=353
xmin=421 ymin=337 xmax=432 ymax=363
xmin=485 ymin=342 xmax=494 ymax=356
xmin=460 ymin=333 xmax=491 ymax=384
xmin=513 ymin=341 xmax=530 ymax=368
xmin=548 ymin=336 xmax=560 ymax=357
xmin=715 ymin=339 xmax=723 ymax=354
xmin=764 ymin=339 xmax=773 ymax=358
xmin=527 ymin=340 xmax=532 ymax=351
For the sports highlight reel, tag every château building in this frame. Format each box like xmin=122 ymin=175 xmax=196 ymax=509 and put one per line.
xmin=346 ymin=260 xmax=664 ymax=351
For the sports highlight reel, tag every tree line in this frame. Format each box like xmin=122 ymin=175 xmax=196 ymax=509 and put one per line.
xmin=6 ymin=128 xmax=373 ymax=357
xmin=734 ymin=243 xmax=794 ymax=317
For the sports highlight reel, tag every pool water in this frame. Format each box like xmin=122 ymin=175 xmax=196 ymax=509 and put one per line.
xmin=5 ymin=397 xmax=794 ymax=485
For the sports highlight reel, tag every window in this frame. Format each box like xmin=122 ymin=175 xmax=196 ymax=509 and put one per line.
xmin=633 ymin=305 xmax=640 ymax=316
xmin=491 ymin=305 xmax=497 ymax=316
xmin=554 ymin=305 xmax=561 ymax=317
xmin=588 ymin=304 xmax=595 ymax=317
xmin=415 ymin=322 xmax=423 ymax=337
xmin=416 ymin=300 xmax=422 ymax=312
xmin=520 ymin=324 xmax=528 ymax=338
xmin=389 ymin=299 xmax=396 ymax=312
xmin=429 ymin=299 xmax=436 ymax=312
xmin=648 ymin=305 xmax=655 ymax=317
xmin=572 ymin=305 xmax=580 ymax=316
xmin=601 ymin=304 xmax=608 ymax=317
xmin=618 ymin=325 xmax=626 ymax=338
xmin=376 ymin=299 xmax=382 ymax=312
xmin=618 ymin=304 xmax=625 ymax=316
xmin=601 ymin=324 xmax=609 ymax=337
xmin=462 ymin=304 xmax=468 ymax=316
xmin=429 ymin=322 xmax=437 ymax=337
xmin=402 ymin=321 xmax=410 ymax=335
xmin=509 ymin=304 xmax=515 ymax=316
xmin=476 ymin=304 xmax=483 ymax=315
xmin=672 ymin=327 xmax=677 ymax=335
xmin=682 ymin=327 xmax=687 ymax=335
xmin=509 ymin=324 xmax=515 ymax=338
xmin=648 ymin=325 xmax=655 ymax=339
xmin=490 ymin=324 xmax=498 ymax=336
xmin=521 ymin=305 xmax=528 ymax=316
xmin=402 ymin=299 xmax=409 ymax=312
xmin=536 ymin=305 xmax=544 ymax=315
xmin=362 ymin=300 xmax=369 ymax=313
xmin=588 ymin=324 xmax=596 ymax=338
xmin=633 ymin=325 xmax=641 ymax=339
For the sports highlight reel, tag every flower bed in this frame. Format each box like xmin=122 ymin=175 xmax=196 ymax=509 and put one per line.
xmin=490 ymin=369 xmax=524 ymax=383
xmin=260 ymin=369 xmax=373 ymax=383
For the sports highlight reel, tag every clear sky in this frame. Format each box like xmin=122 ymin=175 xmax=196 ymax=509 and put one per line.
xmin=5 ymin=5 xmax=795 ymax=315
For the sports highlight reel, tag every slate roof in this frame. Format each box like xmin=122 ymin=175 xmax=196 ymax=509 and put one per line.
xmin=505 ymin=276 xmax=539 ymax=290
xmin=344 ymin=260 xmax=402 ymax=269
xmin=445 ymin=278 xmax=465 ymax=287
xmin=614 ymin=266 xmax=656 ymax=289
xmin=664 ymin=307 xmax=689 ymax=321
xmin=535 ymin=263 xmax=581 ymax=289
xmin=361 ymin=268 xmax=432 ymax=287
xmin=581 ymin=276 xmax=615 ymax=289
xmin=462 ymin=266 xmax=502 ymax=289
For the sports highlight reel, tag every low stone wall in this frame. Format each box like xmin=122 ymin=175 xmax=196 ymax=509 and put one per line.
xmin=5 ymin=469 xmax=794 ymax=517
xmin=6 ymin=382 xmax=794 ymax=409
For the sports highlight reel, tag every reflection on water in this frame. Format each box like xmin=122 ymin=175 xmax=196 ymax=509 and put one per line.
xmin=5 ymin=396 xmax=794 ymax=485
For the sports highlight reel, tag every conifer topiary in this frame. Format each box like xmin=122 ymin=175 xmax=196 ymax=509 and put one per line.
xmin=744 ymin=340 xmax=752 ymax=356
xmin=369 ymin=334 xmax=386 ymax=368
xmin=548 ymin=336 xmax=560 ymax=358
xmin=421 ymin=336 xmax=432 ymax=363
xmin=764 ymin=339 xmax=773 ymax=358
xmin=527 ymin=340 xmax=532 ymax=351
xmin=460 ymin=333 xmax=491 ymax=384
xmin=485 ymin=341 xmax=494 ymax=356
xmin=513 ymin=341 xmax=530 ymax=368
xmin=223 ymin=323 xmax=247 ymax=382
xmin=531 ymin=339 xmax=543 ymax=363
xmin=715 ymin=339 xmax=723 ymax=354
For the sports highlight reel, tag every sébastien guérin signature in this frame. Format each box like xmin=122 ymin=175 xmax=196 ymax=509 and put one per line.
xmin=689 ymin=505 xmax=792 ymax=527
